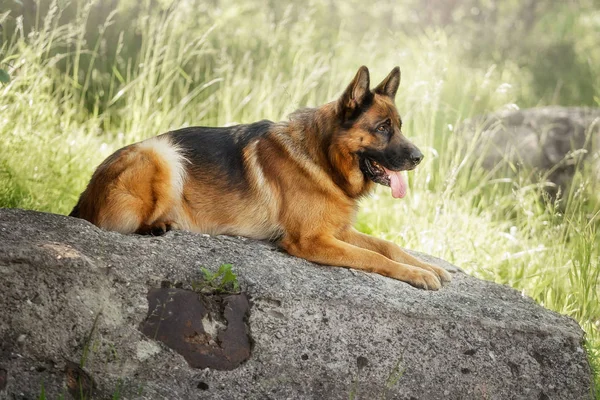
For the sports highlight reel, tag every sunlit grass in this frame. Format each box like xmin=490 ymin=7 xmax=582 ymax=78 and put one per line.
xmin=0 ymin=1 xmax=598 ymax=394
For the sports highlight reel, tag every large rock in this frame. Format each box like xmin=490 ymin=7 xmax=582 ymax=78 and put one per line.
xmin=462 ymin=107 xmax=600 ymax=196
xmin=0 ymin=208 xmax=593 ymax=399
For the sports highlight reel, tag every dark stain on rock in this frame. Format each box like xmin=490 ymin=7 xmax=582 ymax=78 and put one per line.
xmin=140 ymin=288 xmax=251 ymax=370
xmin=508 ymin=361 xmax=519 ymax=377
xmin=356 ymin=356 xmax=369 ymax=370
xmin=463 ymin=348 xmax=477 ymax=356
xmin=531 ymin=351 xmax=547 ymax=367
xmin=0 ymin=368 xmax=7 ymax=391
xmin=65 ymin=360 xmax=95 ymax=399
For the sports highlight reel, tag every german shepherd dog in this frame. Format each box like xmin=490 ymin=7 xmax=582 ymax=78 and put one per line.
xmin=70 ymin=66 xmax=451 ymax=290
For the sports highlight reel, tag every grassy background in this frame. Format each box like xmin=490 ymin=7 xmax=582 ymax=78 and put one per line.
xmin=1 ymin=0 xmax=599 ymax=394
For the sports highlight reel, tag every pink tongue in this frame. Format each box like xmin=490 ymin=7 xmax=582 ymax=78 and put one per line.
xmin=383 ymin=167 xmax=407 ymax=199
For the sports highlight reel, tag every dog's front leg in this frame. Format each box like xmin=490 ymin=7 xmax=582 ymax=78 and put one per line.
xmin=281 ymin=234 xmax=443 ymax=290
xmin=338 ymin=228 xmax=452 ymax=284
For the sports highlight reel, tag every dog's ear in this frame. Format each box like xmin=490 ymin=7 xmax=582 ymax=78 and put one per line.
xmin=338 ymin=66 xmax=371 ymax=116
xmin=374 ymin=66 xmax=401 ymax=100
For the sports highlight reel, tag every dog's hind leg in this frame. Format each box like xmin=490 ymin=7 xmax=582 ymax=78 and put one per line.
xmin=76 ymin=136 xmax=187 ymax=234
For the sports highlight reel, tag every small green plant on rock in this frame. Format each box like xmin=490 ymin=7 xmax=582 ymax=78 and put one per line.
xmin=193 ymin=263 xmax=240 ymax=294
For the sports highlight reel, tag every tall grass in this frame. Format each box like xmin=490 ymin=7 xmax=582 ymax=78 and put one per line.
xmin=1 ymin=0 xmax=599 ymax=393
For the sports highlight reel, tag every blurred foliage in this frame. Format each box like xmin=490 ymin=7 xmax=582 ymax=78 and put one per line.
xmin=1 ymin=0 xmax=599 ymax=112
xmin=0 ymin=68 xmax=9 ymax=83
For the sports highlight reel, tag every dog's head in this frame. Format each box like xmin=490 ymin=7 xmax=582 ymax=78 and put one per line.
xmin=334 ymin=66 xmax=422 ymax=198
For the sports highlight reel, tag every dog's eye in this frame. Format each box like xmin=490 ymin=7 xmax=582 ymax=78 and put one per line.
xmin=375 ymin=119 xmax=391 ymax=132
xmin=376 ymin=119 xmax=391 ymax=133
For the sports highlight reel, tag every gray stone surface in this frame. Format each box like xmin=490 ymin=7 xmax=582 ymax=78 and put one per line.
xmin=0 ymin=208 xmax=593 ymax=400
xmin=461 ymin=106 xmax=600 ymax=195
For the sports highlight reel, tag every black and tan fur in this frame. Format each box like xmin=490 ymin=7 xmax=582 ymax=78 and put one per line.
xmin=71 ymin=66 xmax=451 ymax=290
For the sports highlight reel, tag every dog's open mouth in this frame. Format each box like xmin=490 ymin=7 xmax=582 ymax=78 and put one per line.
xmin=360 ymin=158 xmax=408 ymax=199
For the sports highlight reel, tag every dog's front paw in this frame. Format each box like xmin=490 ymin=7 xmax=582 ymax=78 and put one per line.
xmin=411 ymin=261 xmax=452 ymax=285
xmin=404 ymin=269 xmax=441 ymax=290
xmin=429 ymin=263 xmax=452 ymax=284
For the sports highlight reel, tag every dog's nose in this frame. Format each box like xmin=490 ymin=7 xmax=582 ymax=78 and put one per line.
xmin=410 ymin=149 xmax=424 ymax=165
